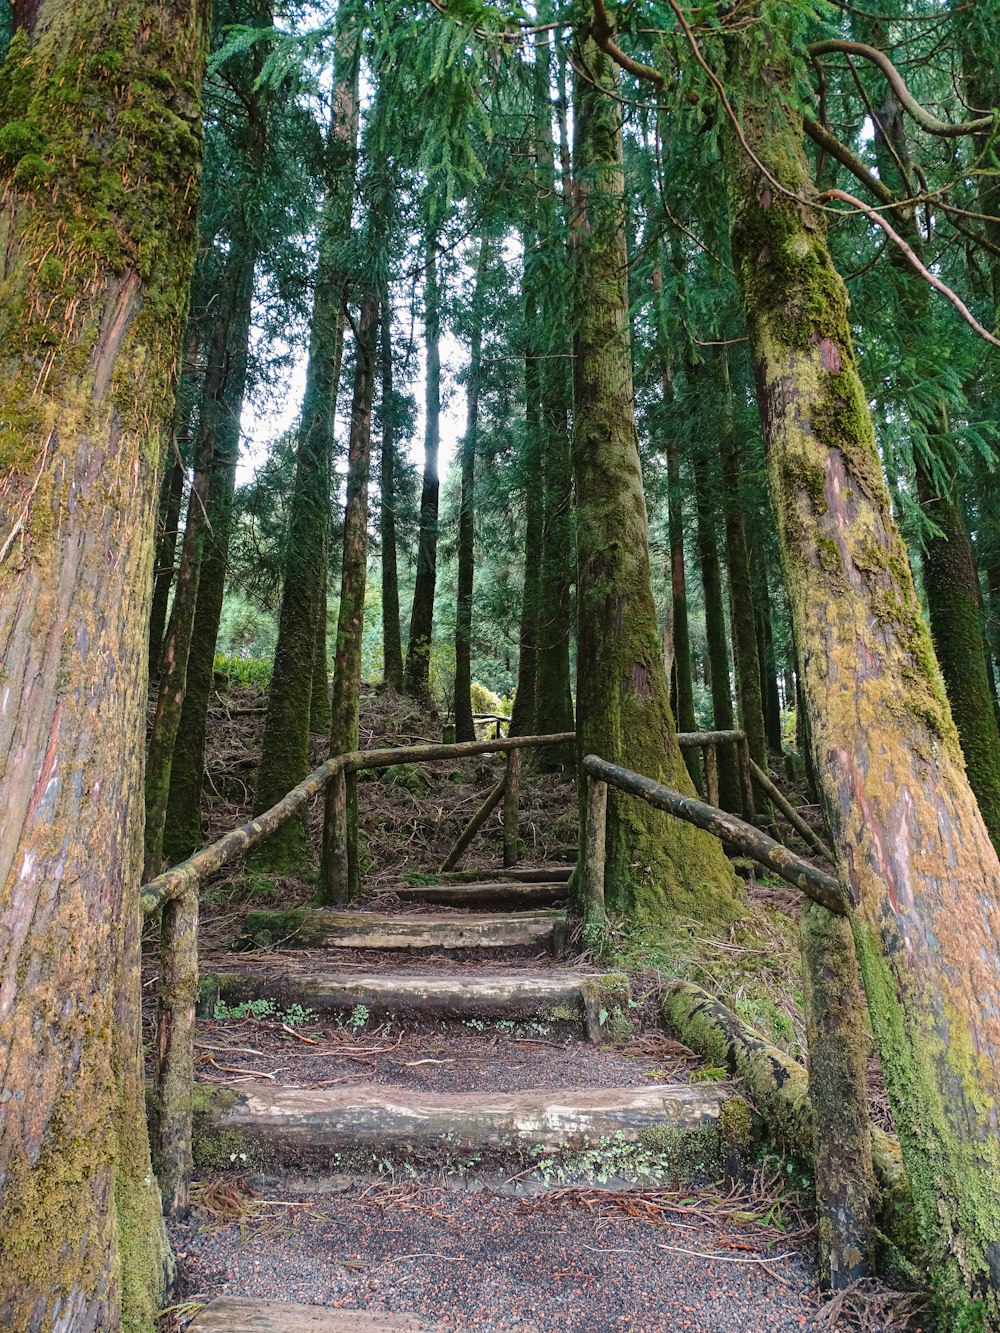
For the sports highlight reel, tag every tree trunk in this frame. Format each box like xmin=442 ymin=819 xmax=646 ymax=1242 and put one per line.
xmin=162 ymin=247 xmax=256 ymax=862
xmin=379 ymin=294 xmax=404 ymax=691
xmin=692 ymin=424 xmax=742 ymax=814
xmin=754 ymin=564 xmax=785 ymax=754
xmin=569 ymin=31 xmax=740 ymax=924
xmin=310 ymin=555 xmax=331 ymax=733
xmin=654 ymin=258 xmax=699 ymax=788
xmin=801 ymin=901 xmax=876 ymax=1289
xmin=254 ymin=22 xmax=359 ymax=864
xmin=454 ymin=238 xmax=488 ymax=743
xmin=144 ymin=386 xmax=216 ymax=878
xmin=404 ymin=240 xmax=441 ymax=707
xmin=149 ymin=451 xmax=185 ymax=681
xmin=724 ymin=36 xmax=1000 ymax=1319
xmin=531 ymin=11 xmax=575 ymax=754
xmin=320 ymin=292 xmax=378 ymax=903
xmin=0 ymin=3 xmax=207 ymax=1327
xmin=509 ymin=279 xmax=543 ymax=740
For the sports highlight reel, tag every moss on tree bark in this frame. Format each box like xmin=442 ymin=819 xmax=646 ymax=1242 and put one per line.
xmin=569 ymin=32 xmax=740 ymax=925
xmin=0 ymin=1 xmax=208 ymax=1325
xmin=724 ymin=31 xmax=1000 ymax=1320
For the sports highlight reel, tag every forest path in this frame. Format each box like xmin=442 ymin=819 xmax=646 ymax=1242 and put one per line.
xmin=170 ymin=868 xmax=833 ymax=1333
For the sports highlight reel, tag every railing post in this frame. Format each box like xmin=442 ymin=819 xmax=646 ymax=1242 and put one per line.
xmin=738 ymin=736 xmax=756 ymax=824
xmin=584 ymin=773 xmax=608 ymax=931
xmin=704 ymin=743 xmax=719 ymax=809
xmin=154 ymin=884 xmax=199 ymax=1217
xmin=346 ymin=768 xmax=360 ymax=902
xmin=503 ymin=748 xmax=521 ymax=867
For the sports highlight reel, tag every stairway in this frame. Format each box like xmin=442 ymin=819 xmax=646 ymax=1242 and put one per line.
xmin=185 ymin=867 xmax=734 ymax=1332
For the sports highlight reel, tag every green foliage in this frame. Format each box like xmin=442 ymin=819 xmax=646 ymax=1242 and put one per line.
xmin=213 ymin=652 xmax=271 ymax=688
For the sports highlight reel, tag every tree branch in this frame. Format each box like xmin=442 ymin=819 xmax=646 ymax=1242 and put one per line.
xmin=808 ymin=39 xmax=994 ymax=138
xmin=803 ymin=116 xmax=895 ymax=205
xmin=818 ymin=187 xmax=1000 ymax=348
xmin=590 ymin=0 xmax=664 ymax=88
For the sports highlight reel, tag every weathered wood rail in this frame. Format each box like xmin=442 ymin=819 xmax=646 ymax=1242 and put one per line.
xmin=580 ymin=753 xmax=845 ymax=925
xmin=140 ymin=726 xmax=834 ymax=1219
xmin=141 ymin=730 xmax=573 ymax=1216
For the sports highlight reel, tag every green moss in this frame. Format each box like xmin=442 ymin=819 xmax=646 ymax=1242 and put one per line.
xmin=719 ymin=1095 xmax=754 ymax=1153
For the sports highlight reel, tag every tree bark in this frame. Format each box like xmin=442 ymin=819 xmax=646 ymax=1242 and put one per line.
xmin=254 ymin=20 xmax=359 ymax=864
xmin=692 ymin=420 xmax=742 ymax=814
xmin=454 ymin=238 xmax=489 ymax=743
xmin=0 ymin=3 xmax=208 ymax=1327
xmin=531 ymin=9 xmax=575 ymax=754
xmin=149 ymin=451 xmax=185 ymax=681
xmin=404 ymin=239 xmax=442 ymax=706
xmin=162 ymin=246 xmax=256 ymax=862
xmin=320 ymin=292 xmax=378 ymax=903
xmin=724 ymin=33 xmax=1000 ymax=1319
xmin=379 ymin=294 xmax=404 ymax=691
xmin=569 ymin=31 xmax=740 ymax=925
xmin=719 ymin=351 xmax=769 ymax=796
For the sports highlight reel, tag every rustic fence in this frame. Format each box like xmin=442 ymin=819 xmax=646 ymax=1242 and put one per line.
xmin=140 ymin=730 xmax=574 ymax=1216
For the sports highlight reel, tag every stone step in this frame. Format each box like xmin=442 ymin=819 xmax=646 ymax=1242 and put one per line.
xmin=204 ymin=968 xmax=629 ymax=1042
xmin=241 ymin=908 xmax=566 ymax=954
xmin=188 ymin=1297 xmax=441 ymax=1332
xmin=387 ymin=881 xmax=567 ymax=908
xmin=195 ymin=1080 xmax=727 ymax=1181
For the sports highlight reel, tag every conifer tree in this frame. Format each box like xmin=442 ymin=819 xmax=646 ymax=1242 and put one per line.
xmin=0 ymin=2 xmax=208 ymax=1324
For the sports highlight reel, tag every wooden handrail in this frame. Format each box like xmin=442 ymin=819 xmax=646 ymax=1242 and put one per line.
xmin=581 ymin=754 xmax=845 ymax=919
xmin=141 ymin=731 xmax=576 ymax=910
xmin=142 ymin=728 xmax=574 ymax=1217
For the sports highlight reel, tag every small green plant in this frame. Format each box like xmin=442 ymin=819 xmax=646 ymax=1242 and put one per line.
xmin=214 ymin=997 xmax=275 ymax=1021
xmin=348 ymin=1004 xmax=370 ymax=1032
xmin=281 ymin=1003 xmax=318 ymax=1028
xmin=213 ymin=997 xmax=317 ymax=1027
xmin=463 ymin=1018 xmax=486 ymax=1032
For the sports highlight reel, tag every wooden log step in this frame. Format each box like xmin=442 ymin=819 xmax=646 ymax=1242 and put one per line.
xmin=198 ymin=1080 xmax=727 ymax=1169
xmin=388 ymin=881 xmax=567 ymax=908
xmin=241 ymin=908 xmax=566 ymax=954
xmin=205 ymin=968 xmax=630 ymax=1042
xmin=429 ymin=865 xmax=573 ymax=884
xmin=188 ymin=1297 xmax=441 ymax=1332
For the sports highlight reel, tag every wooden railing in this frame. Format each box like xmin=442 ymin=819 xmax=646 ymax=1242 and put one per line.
xmin=580 ymin=752 xmax=845 ymax=929
xmin=140 ymin=730 xmax=574 ymax=1217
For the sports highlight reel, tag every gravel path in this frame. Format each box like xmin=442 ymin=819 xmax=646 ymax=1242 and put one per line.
xmin=192 ymin=1022 xmax=703 ymax=1093
xmin=170 ymin=1182 xmax=843 ymax=1332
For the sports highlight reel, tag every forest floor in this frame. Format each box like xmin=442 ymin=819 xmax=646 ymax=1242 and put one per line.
xmin=149 ymin=681 xmax=916 ymax=1333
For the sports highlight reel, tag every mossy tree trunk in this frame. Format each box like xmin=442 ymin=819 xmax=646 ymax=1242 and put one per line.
xmin=162 ymin=247 xmax=256 ymax=862
xmin=404 ymin=239 xmax=442 ymax=707
xmin=867 ymin=79 xmax=1000 ymax=855
xmin=801 ymin=901 xmax=876 ymax=1289
xmin=0 ymin=2 xmax=208 ymax=1327
xmin=724 ymin=36 xmax=1000 ymax=1319
xmin=320 ymin=291 xmax=378 ymax=903
xmin=143 ymin=355 xmax=217 ymax=878
xmin=718 ymin=350 xmax=770 ymax=824
xmin=569 ymin=29 xmax=740 ymax=925
xmin=653 ymin=260 xmax=699 ymax=788
xmin=691 ymin=413 xmax=742 ymax=814
xmin=754 ymin=561 xmax=786 ymax=755
xmin=148 ymin=451 xmax=185 ymax=681
xmin=454 ymin=239 xmax=489 ymax=744
xmin=509 ymin=275 xmax=544 ymax=740
xmin=379 ymin=294 xmax=404 ymax=691
xmin=531 ymin=10 xmax=575 ymax=754
xmin=254 ymin=22 xmax=359 ymax=863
